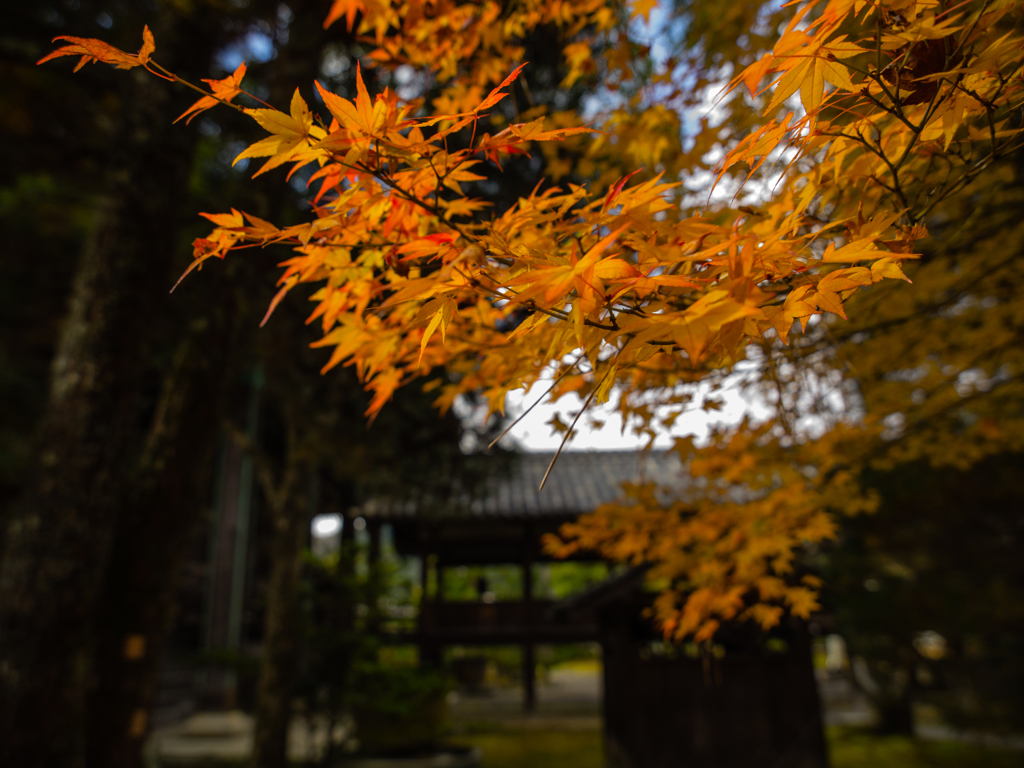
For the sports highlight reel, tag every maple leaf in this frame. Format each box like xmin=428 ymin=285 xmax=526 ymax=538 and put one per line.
xmin=509 ymin=117 xmax=595 ymax=143
xmin=738 ymin=53 xmax=775 ymax=98
xmin=415 ymin=297 xmax=457 ymax=365
xmin=234 ymin=89 xmax=326 ymax=177
xmin=475 ymin=64 xmax=528 ymax=113
xmin=175 ymin=63 xmax=248 ymax=125
xmin=324 ymin=0 xmax=366 ymax=31
xmin=764 ymin=33 xmax=863 ymax=115
xmin=54 ymin=0 xmax=1024 ymax=647
xmin=763 ymin=285 xmax=817 ymax=344
xmin=442 ymin=198 xmax=492 ymax=220
xmin=38 ymin=25 xmax=155 ymax=72
xmin=504 ymin=225 xmax=628 ymax=308
xmin=396 ymin=233 xmax=458 ymax=262
xmin=630 ymin=0 xmax=658 ymax=23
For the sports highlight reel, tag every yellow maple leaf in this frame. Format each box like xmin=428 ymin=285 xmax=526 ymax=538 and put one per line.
xmin=234 ymin=89 xmax=325 ymax=177
xmin=630 ymin=0 xmax=658 ymax=24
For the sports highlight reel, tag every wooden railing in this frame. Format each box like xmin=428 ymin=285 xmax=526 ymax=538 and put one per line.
xmin=416 ymin=599 xmax=599 ymax=644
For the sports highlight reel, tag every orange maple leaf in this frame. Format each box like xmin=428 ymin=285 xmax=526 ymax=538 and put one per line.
xmin=175 ymin=63 xmax=248 ymax=125
xmin=38 ymin=25 xmax=155 ymax=73
xmin=324 ymin=0 xmax=366 ymax=31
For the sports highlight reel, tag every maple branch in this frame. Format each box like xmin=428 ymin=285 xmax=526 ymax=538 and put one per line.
xmin=486 ymin=346 xmax=595 ymax=450
xmin=147 ymin=62 xmax=250 ymax=115
xmin=327 ymin=153 xmax=477 ymax=243
xmin=442 ymin=262 xmax=620 ymax=333
xmin=948 ymin=0 xmax=992 ymax=64
xmin=538 ymin=361 xmax=617 ymax=491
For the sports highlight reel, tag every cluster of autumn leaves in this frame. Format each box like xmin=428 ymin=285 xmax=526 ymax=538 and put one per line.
xmin=42 ymin=0 xmax=1024 ymax=641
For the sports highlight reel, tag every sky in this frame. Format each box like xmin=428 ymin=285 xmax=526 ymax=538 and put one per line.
xmin=499 ymin=373 xmax=766 ymax=452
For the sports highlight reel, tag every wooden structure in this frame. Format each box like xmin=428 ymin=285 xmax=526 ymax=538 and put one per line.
xmin=358 ymin=450 xmax=686 ymax=710
xmin=160 ymin=444 xmax=828 ymax=767
xmin=556 ymin=570 xmax=829 ymax=768
xmin=360 ymin=449 xmax=828 ymax=768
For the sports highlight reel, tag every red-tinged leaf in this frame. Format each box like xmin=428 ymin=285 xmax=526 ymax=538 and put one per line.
xmin=714 ymin=114 xmax=792 ymax=192
xmin=38 ymin=28 xmax=151 ymax=72
xmin=603 ymin=170 xmax=642 ymax=212
xmin=171 ymin=238 xmax=225 ymax=292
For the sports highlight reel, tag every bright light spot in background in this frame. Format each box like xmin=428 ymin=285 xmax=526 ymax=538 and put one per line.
xmin=312 ymin=513 xmax=342 ymax=538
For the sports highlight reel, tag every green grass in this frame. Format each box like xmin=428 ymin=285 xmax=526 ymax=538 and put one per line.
xmin=827 ymin=727 xmax=1024 ymax=768
xmin=453 ymin=730 xmax=603 ymax=768
xmin=451 ymin=726 xmax=1024 ymax=768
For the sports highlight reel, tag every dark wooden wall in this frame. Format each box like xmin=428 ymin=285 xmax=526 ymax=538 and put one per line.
xmin=601 ymin=605 xmax=828 ymax=768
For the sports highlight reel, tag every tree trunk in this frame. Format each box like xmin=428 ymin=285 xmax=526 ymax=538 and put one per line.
xmin=0 ymin=13 xmax=206 ymax=766
xmin=252 ymin=423 xmax=310 ymax=768
xmin=85 ymin=311 xmax=242 ymax=768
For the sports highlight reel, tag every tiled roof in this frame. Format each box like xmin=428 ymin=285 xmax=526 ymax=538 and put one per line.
xmin=359 ymin=450 xmax=688 ymax=519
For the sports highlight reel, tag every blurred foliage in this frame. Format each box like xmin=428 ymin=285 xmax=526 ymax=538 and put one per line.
xmin=440 ymin=563 xmax=611 ymax=602
xmin=824 ymin=451 xmax=1024 ymax=735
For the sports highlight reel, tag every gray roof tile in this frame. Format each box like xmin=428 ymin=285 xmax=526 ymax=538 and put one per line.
xmin=359 ymin=450 xmax=687 ymax=519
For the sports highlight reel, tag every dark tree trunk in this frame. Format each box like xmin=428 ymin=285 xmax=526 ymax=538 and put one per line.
xmin=0 ymin=12 xmax=213 ymax=766
xmin=85 ymin=311 xmax=243 ymax=768
xmin=252 ymin=419 xmax=310 ymax=768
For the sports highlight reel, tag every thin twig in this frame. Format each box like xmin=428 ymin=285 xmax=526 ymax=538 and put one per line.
xmin=539 ymin=362 xmax=615 ymax=491
xmin=487 ymin=347 xmax=593 ymax=449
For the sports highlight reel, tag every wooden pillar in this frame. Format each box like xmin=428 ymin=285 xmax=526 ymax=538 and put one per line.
xmin=522 ymin=523 xmax=536 ymax=712
xmin=367 ymin=520 xmax=382 ymax=632
xmin=418 ymin=528 xmax=441 ymax=667
xmin=368 ymin=519 xmax=381 ymax=568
